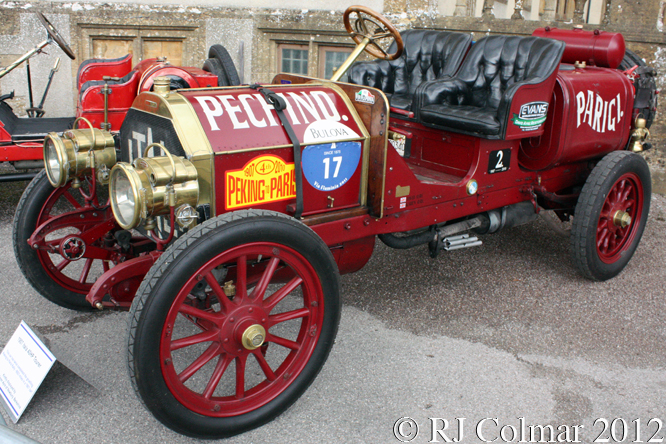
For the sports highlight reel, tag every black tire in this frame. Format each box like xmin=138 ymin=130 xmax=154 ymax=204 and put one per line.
xmin=571 ymin=151 xmax=651 ymax=281
xmin=202 ymin=58 xmax=230 ymax=87
xmin=127 ymin=209 xmax=340 ymax=438
xmin=207 ymin=44 xmax=241 ymax=86
xmin=13 ymin=171 xmax=93 ymax=310
xmin=618 ymin=49 xmax=658 ymax=129
xmin=618 ymin=48 xmax=646 ymax=71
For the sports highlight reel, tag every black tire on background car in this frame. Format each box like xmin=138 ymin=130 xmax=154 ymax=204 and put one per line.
xmin=13 ymin=171 xmax=93 ymax=310
xmin=202 ymin=58 xmax=231 ymax=87
xmin=206 ymin=44 xmax=241 ymax=86
xmin=571 ymin=151 xmax=651 ymax=281
xmin=618 ymin=48 xmax=658 ymax=129
xmin=127 ymin=210 xmax=341 ymax=438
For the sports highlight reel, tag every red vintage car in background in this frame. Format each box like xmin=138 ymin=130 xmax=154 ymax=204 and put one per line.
xmin=0 ymin=12 xmax=238 ymax=181
xmin=12 ymin=5 xmax=658 ymax=439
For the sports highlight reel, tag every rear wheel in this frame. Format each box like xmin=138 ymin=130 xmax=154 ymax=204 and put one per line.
xmin=571 ymin=151 xmax=651 ymax=281
xmin=127 ymin=210 xmax=340 ymax=438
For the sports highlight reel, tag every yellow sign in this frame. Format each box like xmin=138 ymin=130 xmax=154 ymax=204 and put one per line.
xmin=225 ymin=155 xmax=296 ymax=210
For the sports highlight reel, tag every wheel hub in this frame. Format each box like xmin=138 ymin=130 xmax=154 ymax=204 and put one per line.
xmin=59 ymin=235 xmax=86 ymax=260
xmin=613 ymin=210 xmax=632 ymax=228
xmin=216 ymin=304 xmax=269 ymax=354
xmin=241 ymin=324 xmax=266 ymax=350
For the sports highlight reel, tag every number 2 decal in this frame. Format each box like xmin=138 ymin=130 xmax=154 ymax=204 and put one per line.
xmin=495 ymin=150 xmax=504 ymax=169
xmin=488 ymin=149 xmax=511 ymax=174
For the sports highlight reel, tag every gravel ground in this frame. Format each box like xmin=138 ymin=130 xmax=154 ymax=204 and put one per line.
xmin=0 ymin=170 xmax=665 ymax=444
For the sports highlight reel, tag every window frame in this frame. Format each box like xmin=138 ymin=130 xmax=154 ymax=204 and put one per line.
xmin=317 ymin=45 xmax=353 ymax=80
xmin=277 ymin=43 xmax=311 ymax=76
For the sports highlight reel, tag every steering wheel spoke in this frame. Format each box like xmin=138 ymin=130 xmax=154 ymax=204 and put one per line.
xmin=369 ymin=41 xmax=389 ymax=58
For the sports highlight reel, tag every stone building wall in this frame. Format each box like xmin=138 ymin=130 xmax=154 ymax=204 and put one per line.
xmin=0 ymin=0 xmax=664 ymax=160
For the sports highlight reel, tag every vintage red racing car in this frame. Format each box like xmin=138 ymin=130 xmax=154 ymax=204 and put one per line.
xmin=12 ymin=5 xmax=658 ymax=438
xmin=0 ymin=12 xmax=237 ymax=181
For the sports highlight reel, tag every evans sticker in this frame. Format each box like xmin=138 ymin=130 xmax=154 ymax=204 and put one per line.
xmin=225 ymin=155 xmax=295 ymax=210
xmin=302 ymin=141 xmax=362 ymax=192
xmin=512 ymin=101 xmax=549 ymax=131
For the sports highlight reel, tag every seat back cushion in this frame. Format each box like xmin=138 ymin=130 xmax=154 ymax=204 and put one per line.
xmin=348 ymin=29 xmax=472 ymax=97
xmin=391 ymin=30 xmax=472 ymax=96
xmin=77 ymin=54 xmax=133 ymax=89
xmin=80 ymin=70 xmax=138 ymax=100
xmin=456 ymin=35 xmax=564 ymax=110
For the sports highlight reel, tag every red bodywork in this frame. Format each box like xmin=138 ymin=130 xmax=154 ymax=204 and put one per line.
xmin=0 ymin=55 xmax=218 ymax=163
xmin=77 ymin=57 xmax=218 ymax=131
xmin=62 ymin=29 xmax=651 ymax=307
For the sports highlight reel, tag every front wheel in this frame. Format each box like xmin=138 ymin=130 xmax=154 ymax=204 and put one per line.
xmin=571 ymin=151 xmax=651 ymax=281
xmin=127 ymin=210 xmax=341 ymax=438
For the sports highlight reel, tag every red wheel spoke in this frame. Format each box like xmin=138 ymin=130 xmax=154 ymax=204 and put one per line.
xmin=171 ymin=329 xmax=219 ymax=351
xmin=204 ymin=272 xmax=236 ymax=313
xmin=102 ymin=261 xmax=110 ymax=272
xmin=79 ymin=258 xmax=93 ymax=284
xmin=63 ymin=192 xmax=82 ymax=210
xmin=269 ymin=307 xmax=310 ymax=326
xmin=264 ymin=276 xmax=303 ymax=312
xmin=266 ymin=333 xmax=300 ymax=351
xmin=236 ymin=255 xmax=248 ymax=301
xmin=56 ymin=258 xmax=71 ymax=271
xmin=624 ymin=199 xmax=636 ymax=211
xmin=250 ymin=257 xmax=280 ymax=300
xmin=619 ymin=181 xmax=632 ymax=201
xmin=203 ymin=354 xmax=233 ymax=400
xmin=597 ymin=228 xmax=609 ymax=250
xmin=252 ymin=350 xmax=276 ymax=381
xmin=235 ymin=355 xmax=246 ymax=399
xmin=179 ymin=302 xmax=222 ymax=324
xmin=178 ymin=343 xmax=221 ymax=383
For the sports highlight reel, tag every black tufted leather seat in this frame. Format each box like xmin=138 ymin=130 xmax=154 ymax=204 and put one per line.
xmin=417 ymin=36 xmax=564 ymax=138
xmin=348 ymin=30 xmax=472 ymax=111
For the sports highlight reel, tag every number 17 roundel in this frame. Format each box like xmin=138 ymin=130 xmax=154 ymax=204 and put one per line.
xmin=302 ymin=141 xmax=362 ymax=192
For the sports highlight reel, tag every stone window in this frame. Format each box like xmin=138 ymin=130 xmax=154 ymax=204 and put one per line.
xmin=318 ymin=46 xmax=352 ymax=80
xmin=279 ymin=44 xmax=309 ymax=75
xmin=256 ymin=26 xmax=355 ymax=82
xmin=78 ymin=23 xmax=200 ymax=66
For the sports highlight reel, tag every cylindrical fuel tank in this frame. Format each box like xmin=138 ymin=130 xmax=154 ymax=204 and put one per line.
xmin=532 ymin=27 xmax=625 ymax=69
xmin=519 ymin=65 xmax=634 ymax=171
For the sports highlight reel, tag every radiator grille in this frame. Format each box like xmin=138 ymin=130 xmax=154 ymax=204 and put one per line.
xmin=119 ymin=109 xmax=186 ymax=163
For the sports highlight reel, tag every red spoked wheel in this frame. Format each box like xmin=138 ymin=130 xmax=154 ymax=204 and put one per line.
xmin=571 ymin=151 xmax=651 ymax=281
xmin=595 ymin=173 xmax=644 ymax=264
xmin=13 ymin=171 xmax=147 ymax=309
xmin=128 ymin=210 xmax=340 ymax=438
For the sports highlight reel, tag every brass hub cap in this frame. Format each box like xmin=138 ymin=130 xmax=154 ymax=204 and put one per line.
xmin=241 ymin=324 xmax=266 ymax=350
xmin=613 ymin=210 xmax=632 ymax=228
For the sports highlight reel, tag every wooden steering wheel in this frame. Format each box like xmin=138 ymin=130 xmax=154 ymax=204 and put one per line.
xmin=37 ymin=12 xmax=76 ymax=60
xmin=343 ymin=6 xmax=403 ymax=61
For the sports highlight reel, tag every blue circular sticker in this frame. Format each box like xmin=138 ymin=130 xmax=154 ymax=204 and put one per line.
xmin=302 ymin=142 xmax=362 ymax=192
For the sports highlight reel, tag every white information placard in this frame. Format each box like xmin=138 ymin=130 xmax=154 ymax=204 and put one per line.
xmin=0 ymin=321 xmax=56 ymax=423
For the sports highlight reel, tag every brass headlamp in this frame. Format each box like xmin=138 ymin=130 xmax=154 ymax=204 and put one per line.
xmin=43 ymin=117 xmax=116 ymax=188
xmin=109 ymin=143 xmax=199 ymax=230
